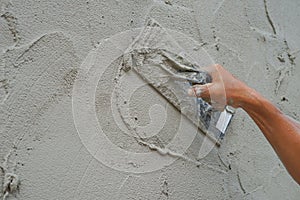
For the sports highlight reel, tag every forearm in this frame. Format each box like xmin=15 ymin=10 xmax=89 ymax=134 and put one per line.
xmin=189 ymin=64 xmax=300 ymax=184
xmin=238 ymin=85 xmax=300 ymax=184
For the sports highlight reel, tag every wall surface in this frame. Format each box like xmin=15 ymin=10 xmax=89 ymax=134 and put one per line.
xmin=1 ymin=0 xmax=300 ymax=199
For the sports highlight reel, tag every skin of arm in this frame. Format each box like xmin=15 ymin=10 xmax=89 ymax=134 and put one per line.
xmin=188 ymin=64 xmax=300 ymax=185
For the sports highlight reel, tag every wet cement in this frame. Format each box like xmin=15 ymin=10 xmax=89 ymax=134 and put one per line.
xmin=1 ymin=0 xmax=300 ymax=199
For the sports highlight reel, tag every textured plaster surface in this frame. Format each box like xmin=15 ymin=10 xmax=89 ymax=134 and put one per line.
xmin=0 ymin=0 xmax=300 ymax=199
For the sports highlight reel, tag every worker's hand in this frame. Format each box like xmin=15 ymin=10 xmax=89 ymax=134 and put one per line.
xmin=188 ymin=64 xmax=248 ymax=110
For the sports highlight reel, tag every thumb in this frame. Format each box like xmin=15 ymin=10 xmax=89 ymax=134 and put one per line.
xmin=188 ymin=83 xmax=212 ymax=99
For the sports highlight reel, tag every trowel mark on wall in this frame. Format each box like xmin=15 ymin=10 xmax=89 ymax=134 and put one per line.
xmin=263 ymin=0 xmax=276 ymax=35
xmin=0 ymin=150 xmax=19 ymax=200
xmin=283 ymin=40 xmax=296 ymax=67
xmin=159 ymin=174 xmax=170 ymax=199
xmin=0 ymin=79 xmax=9 ymax=104
xmin=237 ymin=170 xmax=246 ymax=194
xmin=0 ymin=11 xmax=20 ymax=45
xmin=275 ymin=67 xmax=292 ymax=94
xmin=274 ymin=39 xmax=295 ymax=94
xmin=12 ymin=32 xmax=64 ymax=67
xmin=138 ymin=140 xmax=227 ymax=174
xmin=248 ymin=26 xmax=295 ymax=95
xmin=2 ymin=173 xmax=19 ymax=200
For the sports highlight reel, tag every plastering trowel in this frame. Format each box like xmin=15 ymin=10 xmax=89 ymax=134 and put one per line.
xmin=121 ymin=19 xmax=234 ymax=146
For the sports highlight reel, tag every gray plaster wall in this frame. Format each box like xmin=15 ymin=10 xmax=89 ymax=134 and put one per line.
xmin=1 ymin=0 xmax=300 ymax=199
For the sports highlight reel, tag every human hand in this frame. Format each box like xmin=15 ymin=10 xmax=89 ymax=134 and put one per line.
xmin=188 ymin=64 xmax=248 ymax=110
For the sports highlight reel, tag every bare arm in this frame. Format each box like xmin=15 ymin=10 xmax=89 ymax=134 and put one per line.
xmin=189 ymin=64 xmax=300 ymax=184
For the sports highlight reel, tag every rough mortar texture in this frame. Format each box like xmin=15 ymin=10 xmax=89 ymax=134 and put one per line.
xmin=0 ymin=0 xmax=300 ymax=199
